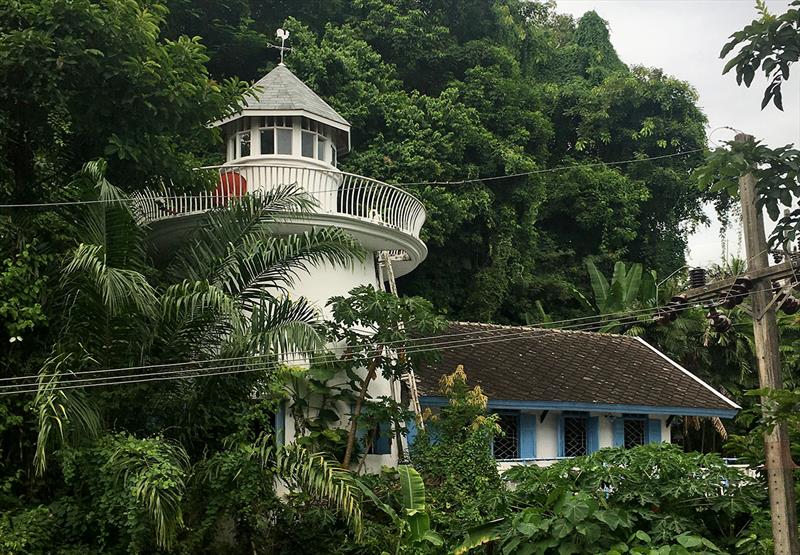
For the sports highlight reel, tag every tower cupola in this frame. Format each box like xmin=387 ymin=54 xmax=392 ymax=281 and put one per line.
xmin=216 ymin=64 xmax=350 ymax=167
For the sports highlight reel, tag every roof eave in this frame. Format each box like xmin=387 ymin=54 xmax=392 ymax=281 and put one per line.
xmin=632 ymin=336 xmax=741 ymax=410
xmin=210 ymin=108 xmax=350 ymax=132
xmin=419 ymin=396 xmax=739 ymax=419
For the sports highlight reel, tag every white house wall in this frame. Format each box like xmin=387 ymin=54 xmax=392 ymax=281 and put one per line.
xmin=280 ymin=254 xmax=401 ymax=472
xmin=493 ymin=411 xmax=670 ymax=472
xmin=287 ymin=257 xmax=379 ymax=318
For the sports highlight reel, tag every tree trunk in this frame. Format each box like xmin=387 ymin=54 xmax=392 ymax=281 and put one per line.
xmin=342 ymin=359 xmax=377 ymax=469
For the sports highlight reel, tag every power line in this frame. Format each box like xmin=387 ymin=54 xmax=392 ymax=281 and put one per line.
xmin=2 ymin=281 xmax=789 ymax=395
xmin=0 ymin=293 xmax=687 ymax=384
xmin=0 ymin=311 xmax=666 ymax=394
xmin=0 ymin=317 xmax=670 ymax=395
xmin=395 ymin=149 xmax=704 ymax=186
xmin=0 ymin=149 xmax=705 ymax=209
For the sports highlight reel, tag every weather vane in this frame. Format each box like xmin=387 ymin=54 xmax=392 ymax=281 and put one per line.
xmin=270 ymin=28 xmax=291 ymax=64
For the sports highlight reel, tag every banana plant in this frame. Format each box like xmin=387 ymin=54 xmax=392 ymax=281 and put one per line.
xmin=584 ymin=259 xmax=658 ymax=333
xmin=357 ymin=465 xmax=443 ymax=554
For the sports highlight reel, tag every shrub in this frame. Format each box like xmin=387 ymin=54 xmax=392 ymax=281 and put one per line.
xmin=492 ymin=444 xmax=772 ymax=554
xmin=411 ymin=366 xmax=508 ymax=543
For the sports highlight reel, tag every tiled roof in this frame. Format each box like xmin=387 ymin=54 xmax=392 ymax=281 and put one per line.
xmin=246 ymin=64 xmax=349 ymax=127
xmin=416 ymin=322 xmax=738 ymax=414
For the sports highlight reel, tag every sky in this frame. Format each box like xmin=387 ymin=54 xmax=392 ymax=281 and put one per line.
xmin=556 ymin=0 xmax=800 ymax=267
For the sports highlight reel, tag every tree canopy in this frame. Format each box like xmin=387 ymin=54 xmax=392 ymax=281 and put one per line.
xmin=147 ymin=0 xmax=711 ymax=323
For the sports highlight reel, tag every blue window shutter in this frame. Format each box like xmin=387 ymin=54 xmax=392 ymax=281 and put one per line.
xmin=373 ymin=421 xmax=391 ymax=455
xmin=557 ymin=415 xmax=565 ymax=457
xmin=612 ymin=418 xmax=625 ymax=448
xmin=406 ymin=418 xmax=418 ymax=448
xmin=519 ymin=413 xmax=536 ymax=459
xmin=587 ymin=416 xmax=600 ymax=453
xmin=648 ymin=419 xmax=662 ymax=444
xmin=275 ymin=401 xmax=286 ymax=446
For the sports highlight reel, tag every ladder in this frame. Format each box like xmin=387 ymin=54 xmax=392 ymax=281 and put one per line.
xmin=379 ymin=251 xmax=425 ymax=431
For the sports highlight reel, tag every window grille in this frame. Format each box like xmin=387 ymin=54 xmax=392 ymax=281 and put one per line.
xmin=493 ymin=414 xmax=519 ymax=459
xmin=563 ymin=416 xmax=587 ymax=457
xmin=624 ymin=418 xmax=646 ymax=448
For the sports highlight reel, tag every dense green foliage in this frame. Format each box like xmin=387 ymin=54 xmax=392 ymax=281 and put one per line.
xmin=411 ymin=366 xmax=508 ymax=541
xmin=0 ymin=169 xmax=365 ymax=553
xmin=148 ymin=0 xmax=711 ymax=323
xmin=483 ymin=444 xmax=772 ymax=554
xmin=721 ymin=0 xmax=800 ymax=111
xmin=1 ymin=0 xmax=797 ymax=552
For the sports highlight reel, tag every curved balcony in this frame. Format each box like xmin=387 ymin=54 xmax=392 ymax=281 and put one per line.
xmin=131 ymin=164 xmax=428 ymax=275
xmin=133 ymin=164 xmax=426 ymax=239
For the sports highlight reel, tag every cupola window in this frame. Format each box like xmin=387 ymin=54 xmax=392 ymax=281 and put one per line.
xmin=259 ymin=116 xmax=293 ymax=156
xmin=236 ymin=131 xmax=251 ymax=158
xmin=300 ymin=117 xmax=334 ymax=164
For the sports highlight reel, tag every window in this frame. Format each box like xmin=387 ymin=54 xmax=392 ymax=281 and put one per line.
xmin=274 ymin=128 xmax=291 ymax=154
xmin=493 ymin=413 xmax=519 ymax=459
xmin=563 ymin=416 xmax=587 ymax=457
xmin=301 ymin=130 xmax=315 ymax=158
xmin=257 ymin=116 xmax=293 ymax=156
xmin=260 ymin=129 xmax=275 ymax=155
xmin=318 ymin=137 xmax=328 ymax=161
xmin=623 ymin=418 xmax=646 ymax=448
xmin=366 ymin=421 xmax=392 ymax=455
xmin=236 ymin=131 xmax=251 ymax=158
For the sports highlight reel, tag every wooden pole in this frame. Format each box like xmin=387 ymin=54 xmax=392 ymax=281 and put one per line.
xmin=736 ymin=133 xmax=799 ymax=555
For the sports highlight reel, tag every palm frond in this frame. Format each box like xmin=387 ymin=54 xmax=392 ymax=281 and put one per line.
xmin=248 ymin=434 xmax=362 ymax=538
xmin=247 ymin=295 xmax=325 ymax=356
xmin=34 ymin=353 xmax=103 ymax=475
xmin=63 ymin=243 xmax=157 ymax=318
xmin=223 ymin=229 xmax=363 ymax=305
xmin=169 ymin=188 xmax=317 ymax=280
xmin=107 ymin=435 xmax=190 ymax=550
xmin=73 ymin=160 xmax=149 ymax=268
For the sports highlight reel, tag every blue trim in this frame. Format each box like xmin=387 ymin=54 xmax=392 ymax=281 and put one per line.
xmin=556 ymin=415 xmax=565 ymax=457
xmin=648 ymin=419 xmax=662 ymax=444
xmin=419 ymin=396 xmax=737 ymax=419
xmin=587 ymin=416 xmax=599 ymax=453
xmin=275 ymin=401 xmax=286 ymax=446
xmin=406 ymin=419 xmax=418 ymax=448
xmin=612 ymin=418 xmax=624 ymax=447
xmin=519 ymin=413 xmax=536 ymax=459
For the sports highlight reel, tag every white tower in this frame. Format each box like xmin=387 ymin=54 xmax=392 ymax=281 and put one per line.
xmin=210 ymin=63 xmax=427 ymax=309
xmin=135 ymin=60 xmax=428 ymax=469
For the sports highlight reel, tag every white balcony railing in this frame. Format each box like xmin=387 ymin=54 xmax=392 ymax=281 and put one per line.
xmin=131 ymin=165 xmax=426 ymax=239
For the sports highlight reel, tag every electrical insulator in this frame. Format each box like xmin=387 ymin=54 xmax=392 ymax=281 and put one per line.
xmin=775 ymin=290 xmax=800 ymax=315
xmin=689 ymin=267 xmax=707 ymax=289
xmin=783 ymin=297 xmax=800 ymax=315
xmin=655 ymin=295 xmax=688 ymax=324
xmin=722 ymin=277 xmax=752 ymax=309
xmin=706 ymin=308 xmax=732 ymax=333
xmin=773 ymin=251 xmax=784 ymax=264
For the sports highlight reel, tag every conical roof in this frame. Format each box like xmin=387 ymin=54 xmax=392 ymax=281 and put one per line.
xmin=246 ymin=64 xmax=349 ymax=127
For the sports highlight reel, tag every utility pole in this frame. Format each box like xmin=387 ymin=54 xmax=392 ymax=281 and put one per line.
xmin=664 ymin=134 xmax=799 ymax=553
xmin=737 ymin=132 xmax=798 ymax=555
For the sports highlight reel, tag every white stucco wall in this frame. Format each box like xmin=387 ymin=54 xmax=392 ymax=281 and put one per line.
xmin=286 ymin=257 xmax=379 ymax=318
xmin=278 ymin=253 xmax=402 ymax=473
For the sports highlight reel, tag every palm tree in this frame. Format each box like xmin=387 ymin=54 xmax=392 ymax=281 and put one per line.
xmin=32 ymin=161 xmax=365 ymax=549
